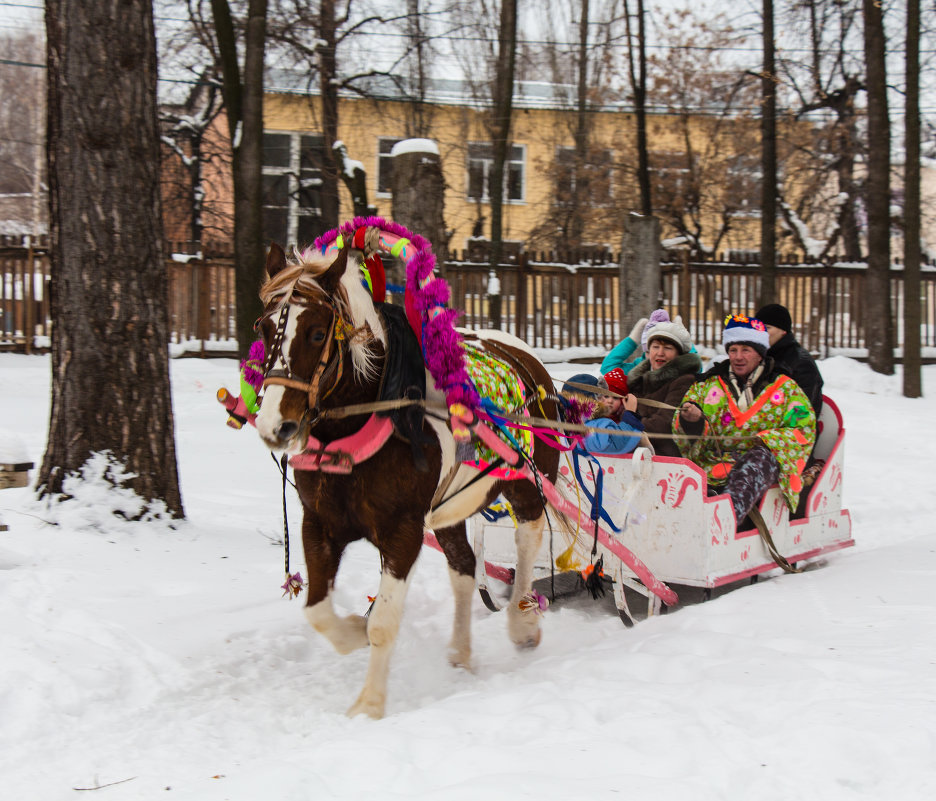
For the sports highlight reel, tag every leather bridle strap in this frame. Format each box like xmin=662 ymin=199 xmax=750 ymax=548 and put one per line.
xmin=262 ymin=301 xmax=342 ymax=413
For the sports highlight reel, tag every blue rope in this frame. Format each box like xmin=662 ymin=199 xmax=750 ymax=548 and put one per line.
xmin=571 ymin=448 xmax=621 ymax=533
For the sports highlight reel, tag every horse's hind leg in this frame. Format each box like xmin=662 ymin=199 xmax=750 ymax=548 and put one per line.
xmin=506 ymin=513 xmax=546 ymax=649
xmin=435 ymin=522 xmax=475 ymax=669
xmin=348 ymin=568 xmax=412 ymax=719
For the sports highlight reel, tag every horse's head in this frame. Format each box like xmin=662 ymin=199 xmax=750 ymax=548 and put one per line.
xmin=254 ymin=241 xmax=387 ymax=453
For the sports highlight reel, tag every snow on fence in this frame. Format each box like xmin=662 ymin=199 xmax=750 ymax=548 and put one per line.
xmin=1 ymin=235 xmax=934 ymax=357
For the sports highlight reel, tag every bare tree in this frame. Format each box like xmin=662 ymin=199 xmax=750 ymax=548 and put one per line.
xmin=522 ymin=0 xmax=626 ymax=250
xmin=487 ymin=0 xmax=518 ymax=275
xmin=645 ymin=11 xmax=761 ymax=260
xmin=209 ymin=0 xmax=268 ymax=357
xmin=623 ymin=0 xmax=651 ymax=216
xmin=258 ymin=1 xmax=461 ymax=235
xmin=159 ymin=75 xmax=227 ymax=244
xmin=903 ymin=0 xmax=922 ymax=397
xmin=41 ymin=0 xmax=183 ymax=516
xmin=862 ymin=0 xmax=893 ymax=374
xmin=760 ymin=0 xmax=778 ymax=304
xmin=776 ymin=0 xmax=865 ymax=260
xmin=0 ymin=31 xmax=46 ymax=234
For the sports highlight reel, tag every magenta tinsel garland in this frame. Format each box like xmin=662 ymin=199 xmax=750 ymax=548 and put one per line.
xmin=311 ymin=216 xmax=479 ymax=410
xmin=563 ymin=396 xmax=596 ymax=426
xmin=240 ymin=339 xmax=266 ymax=392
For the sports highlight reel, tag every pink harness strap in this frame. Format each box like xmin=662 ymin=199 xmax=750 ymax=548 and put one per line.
xmin=218 ymin=388 xmax=394 ymax=474
xmin=288 ymin=413 xmax=394 ymax=474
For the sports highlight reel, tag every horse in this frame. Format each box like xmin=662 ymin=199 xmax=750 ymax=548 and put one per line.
xmin=252 ymin=227 xmax=562 ymax=719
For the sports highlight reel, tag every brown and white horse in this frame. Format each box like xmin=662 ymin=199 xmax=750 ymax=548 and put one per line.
xmin=253 ymin=239 xmax=561 ymax=718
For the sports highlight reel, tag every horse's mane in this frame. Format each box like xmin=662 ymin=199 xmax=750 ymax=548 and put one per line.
xmin=260 ymin=248 xmax=387 ymax=380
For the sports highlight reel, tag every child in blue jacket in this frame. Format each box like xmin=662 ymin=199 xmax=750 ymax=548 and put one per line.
xmin=561 ymin=373 xmax=645 ymax=456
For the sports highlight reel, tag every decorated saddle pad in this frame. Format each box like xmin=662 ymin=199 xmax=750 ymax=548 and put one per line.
xmin=460 ymin=342 xmax=532 ymax=479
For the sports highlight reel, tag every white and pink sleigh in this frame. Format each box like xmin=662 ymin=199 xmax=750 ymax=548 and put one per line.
xmin=469 ymin=395 xmax=854 ymax=624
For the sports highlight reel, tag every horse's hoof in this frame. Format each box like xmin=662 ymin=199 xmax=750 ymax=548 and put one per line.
xmin=347 ymin=693 xmax=385 ymax=720
xmin=507 ymin=607 xmax=543 ymax=650
xmin=448 ymin=649 xmax=473 ymax=671
xmin=513 ymin=628 xmax=542 ymax=650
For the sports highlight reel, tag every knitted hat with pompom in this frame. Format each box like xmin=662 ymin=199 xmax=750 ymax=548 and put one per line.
xmin=722 ymin=314 xmax=769 ymax=355
xmin=640 ymin=309 xmax=693 ymax=354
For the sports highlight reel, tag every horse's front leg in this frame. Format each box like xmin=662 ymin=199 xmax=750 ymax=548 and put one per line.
xmin=302 ymin=519 xmax=369 ymax=655
xmin=347 ymin=566 xmax=413 ymax=719
xmin=506 ymin=514 xmax=546 ymax=649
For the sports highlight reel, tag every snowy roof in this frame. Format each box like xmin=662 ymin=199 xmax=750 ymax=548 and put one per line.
xmin=265 ymin=70 xmax=629 ymax=113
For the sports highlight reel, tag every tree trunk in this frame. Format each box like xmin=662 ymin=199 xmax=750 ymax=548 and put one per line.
xmin=41 ymin=0 xmax=183 ymax=516
xmin=624 ymin=0 xmax=651 ymax=215
xmin=836 ymin=105 xmax=862 ymax=261
xmin=862 ymin=0 xmax=894 ymax=374
xmin=319 ymin=0 xmax=341 ymax=230
xmin=569 ymin=0 xmax=590 ymax=244
xmin=903 ymin=0 xmax=921 ymax=397
xmin=391 ymin=144 xmax=446 ymax=260
xmin=211 ymin=0 xmax=267 ymax=357
xmin=759 ymin=0 xmax=777 ymax=306
xmin=619 ymin=214 xmax=661 ymax=326
xmin=488 ymin=0 xmax=518 ymax=275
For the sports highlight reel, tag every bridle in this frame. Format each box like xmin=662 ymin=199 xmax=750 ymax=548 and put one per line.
xmin=259 ymin=289 xmax=360 ymax=422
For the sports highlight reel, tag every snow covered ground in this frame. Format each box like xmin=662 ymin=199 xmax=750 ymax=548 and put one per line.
xmin=1 ymin=353 xmax=935 ymax=801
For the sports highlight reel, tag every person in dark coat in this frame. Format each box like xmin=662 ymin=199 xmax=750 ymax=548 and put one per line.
xmin=611 ymin=311 xmax=701 ymax=458
xmin=755 ymin=303 xmax=824 ymax=417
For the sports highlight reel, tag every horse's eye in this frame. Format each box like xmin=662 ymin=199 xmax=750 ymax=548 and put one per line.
xmin=308 ymin=329 xmax=326 ymax=344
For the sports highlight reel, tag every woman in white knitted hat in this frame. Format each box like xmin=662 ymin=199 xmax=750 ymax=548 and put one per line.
xmin=622 ymin=311 xmax=701 ymax=458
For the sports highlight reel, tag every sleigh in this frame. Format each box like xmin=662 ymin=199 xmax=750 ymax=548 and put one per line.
xmin=467 ymin=395 xmax=854 ymax=624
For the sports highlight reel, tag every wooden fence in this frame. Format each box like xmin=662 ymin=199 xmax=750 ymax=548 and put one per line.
xmin=2 ymin=236 xmax=934 ymax=357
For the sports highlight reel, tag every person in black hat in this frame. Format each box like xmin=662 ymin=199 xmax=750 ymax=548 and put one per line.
xmin=755 ymin=303 xmax=824 ymax=417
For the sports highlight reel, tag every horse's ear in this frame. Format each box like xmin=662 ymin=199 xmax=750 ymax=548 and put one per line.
xmin=265 ymin=243 xmax=288 ymax=278
xmin=317 ymin=246 xmax=350 ymax=294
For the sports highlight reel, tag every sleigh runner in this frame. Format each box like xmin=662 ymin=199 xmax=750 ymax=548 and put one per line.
xmin=468 ymin=395 xmax=853 ymax=624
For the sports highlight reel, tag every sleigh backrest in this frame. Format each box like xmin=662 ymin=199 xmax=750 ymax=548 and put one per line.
xmin=813 ymin=395 xmax=843 ymax=462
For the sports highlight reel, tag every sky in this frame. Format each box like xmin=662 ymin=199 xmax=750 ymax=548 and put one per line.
xmin=1 ymin=351 xmax=935 ymax=800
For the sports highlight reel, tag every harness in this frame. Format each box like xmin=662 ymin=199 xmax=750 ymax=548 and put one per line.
xmin=259 ymin=292 xmax=428 ymax=474
xmin=261 ymin=292 xmax=351 ymax=421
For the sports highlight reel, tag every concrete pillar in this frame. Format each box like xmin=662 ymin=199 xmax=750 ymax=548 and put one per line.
xmin=618 ymin=214 xmax=661 ymax=334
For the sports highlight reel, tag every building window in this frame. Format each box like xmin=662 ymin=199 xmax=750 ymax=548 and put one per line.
xmin=377 ymin=137 xmax=402 ymax=196
xmin=466 ymin=143 xmax=525 ymax=203
xmin=262 ymin=132 xmax=326 ymax=247
xmin=555 ymin=146 xmax=613 ymax=206
xmin=650 ymin=150 xmax=693 ymax=209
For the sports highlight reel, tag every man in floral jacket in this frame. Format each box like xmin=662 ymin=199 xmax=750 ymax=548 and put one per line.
xmin=672 ymin=315 xmax=816 ymax=526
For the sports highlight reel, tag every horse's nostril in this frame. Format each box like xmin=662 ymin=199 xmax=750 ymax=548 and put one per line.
xmin=275 ymin=420 xmax=299 ymax=441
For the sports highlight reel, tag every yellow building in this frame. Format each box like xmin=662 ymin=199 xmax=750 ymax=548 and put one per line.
xmin=191 ymin=76 xmax=775 ymax=258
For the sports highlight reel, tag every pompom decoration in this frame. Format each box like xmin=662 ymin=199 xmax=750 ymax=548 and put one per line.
xmin=563 ymin=396 xmax=596 ymax=426
xmin=240 ymin=339 xmax=266 ymax=393
xmin=641 ymin=308 xmax=673 ymax=352
xmin=518 ymin=590 xmax=549 ymax=614
xmin=313 ymin=216 xmax=480 ymax=412
xmin=281 ymin=571 xmax=305 ymax=599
